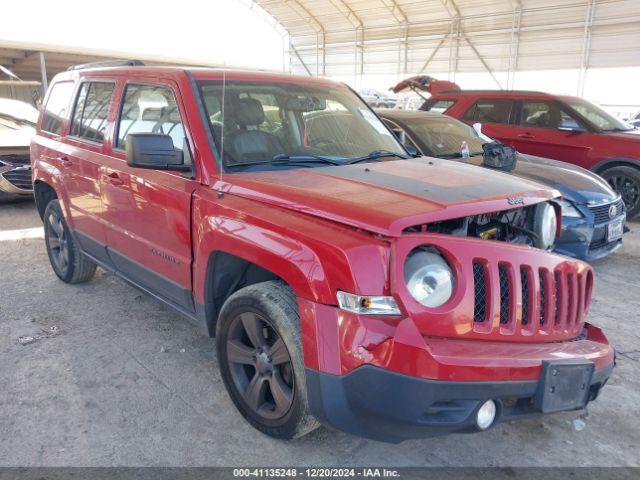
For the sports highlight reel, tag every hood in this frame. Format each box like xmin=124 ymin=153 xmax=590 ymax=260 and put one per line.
xmin=222 ymin=158 xmax=558 ymax=236
xmin=0 ymin=125 xmax=35 ymax=148
xmin=465 ymin=153 xmax=617 ymax=205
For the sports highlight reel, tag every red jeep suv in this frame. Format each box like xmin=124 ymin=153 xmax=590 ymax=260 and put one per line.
xmin=32 ymin=62 xmax=614 ymax=442
xmin=422 ymin=87 xmax=640 ymax=217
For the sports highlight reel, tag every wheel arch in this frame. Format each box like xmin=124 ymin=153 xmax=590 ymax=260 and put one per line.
xmin=591 ymin=157 xmax=640 ymax=174
xmin=33 ymin=180 xmax=58 ymax=220
xmin=195 ymin=229 xmax=339 ymax=337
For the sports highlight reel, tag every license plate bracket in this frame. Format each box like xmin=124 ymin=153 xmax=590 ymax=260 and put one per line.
xmin=534 ymin=360 xmax=594 ymax=413
xmin=607 ymin=219 xmax=624 ymax=242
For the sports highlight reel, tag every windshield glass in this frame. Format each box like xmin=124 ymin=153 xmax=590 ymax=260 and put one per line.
xmin=563 ymin=97 xmax=633 ymax=132
xmin=197 ymin=81 xmax=406 ymax=171
xmin=405 ymin=115 xmax=485 ymax=157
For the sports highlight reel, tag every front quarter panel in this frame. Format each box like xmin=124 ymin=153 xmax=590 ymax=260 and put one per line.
xmin=191 ymin=187 xmax=392 ymax=307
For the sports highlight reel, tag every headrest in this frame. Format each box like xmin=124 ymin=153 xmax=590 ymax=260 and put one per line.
xmin=234 ymin=98 xmax=265 ymax=126
xmin=142 ymin=107 xmax=163 ymax=121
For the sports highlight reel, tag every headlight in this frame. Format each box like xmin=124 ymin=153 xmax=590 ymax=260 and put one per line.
xmin=558 ymin=199 xmax=582 ymax=218
xmin=533 ymin=202 xmax=557 ymax=250
xmin=404 ymin=247 xmax=454 ymax=308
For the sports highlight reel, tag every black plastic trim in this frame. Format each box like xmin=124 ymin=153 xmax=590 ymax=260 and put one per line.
xmin=306 ymin=363 xmax=613 ymax=443
xmin=72 ymin=230 xmax=210 ymax=335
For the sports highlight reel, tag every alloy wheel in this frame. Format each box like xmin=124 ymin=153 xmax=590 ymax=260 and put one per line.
xmin=46 ymin=209 xmax=70 ymax=275
xmin=606 ymin=173 xmax=640 ymax=214
xmin=226 ymin=311 xmax=295 ymax=420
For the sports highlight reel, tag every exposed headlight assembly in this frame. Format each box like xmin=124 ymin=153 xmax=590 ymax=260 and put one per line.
xmin=404 ymin=247 xmax=455 ymax=308
xmin=337 ymin=292 xmax=401 ymax=315
xmin=533 ymin=202 xmax=558 ymax=250
xmin=558 ymin=199 xmax=583 ymax=219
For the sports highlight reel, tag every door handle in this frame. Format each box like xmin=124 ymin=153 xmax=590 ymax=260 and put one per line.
xmin=517 ymin=133 xmax=535 ymax=139
xmin=106 ymin=171 xmax=124 ymax=186
xmin=58 ymin=156 xmax=73 ymax=167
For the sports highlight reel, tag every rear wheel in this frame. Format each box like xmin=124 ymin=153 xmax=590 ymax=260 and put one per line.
xmin=601 ymin=166 xmax=640 ymax=218
xmin=216 ymin=281 xmax=319 ymax=439
xmin=44 ymin=200 xmax=97 ymax=283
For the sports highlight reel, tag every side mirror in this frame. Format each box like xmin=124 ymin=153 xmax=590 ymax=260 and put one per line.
xmin=125 ymin=133 xmax=192 ymax=172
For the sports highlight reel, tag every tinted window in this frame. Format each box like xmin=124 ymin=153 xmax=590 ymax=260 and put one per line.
xmin=463 ymin=100 xmax=514 ymax=124
xmin=564 ymin=97 xmax=632 ymax=132
xmin=117 ymin=84 xmax=184 ymax=150
xmin=425 ymin=99 xmax=456 ymax=113
xmin=70 ymin=82 xmax=115 ymax=142
xmin=42 ymin=82 xmax=75 ymax=134
xmin=520 ymin=101 xmax=558 ymax=128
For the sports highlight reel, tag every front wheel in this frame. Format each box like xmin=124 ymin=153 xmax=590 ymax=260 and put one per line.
xmin=44 ymin=200 xmax=97 ymax=283
xmin=601 ymin=165 xmax=640 ymax=218
xmin=216 ymin=281 xmax=319 ymax=439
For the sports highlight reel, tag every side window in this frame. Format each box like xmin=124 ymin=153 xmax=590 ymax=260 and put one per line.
xmin=426 ymin=99 xmax=456 ymax=113
xmin=520 ymin=101 xmax=561 ymax=129
xmin=70 ymin=82 xmax=115 ymax=142
xmin=41 ymin=82 xmax=75 ymax=134
xmin=464 ymin=100 xmax=514 ymax=124
xmin=116 ymin=84 xmax=184 ymax=150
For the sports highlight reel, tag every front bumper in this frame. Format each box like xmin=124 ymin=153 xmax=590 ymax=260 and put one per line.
xmin=300 ymin=297 xmax=614 ymax=442
xmin=554 ymin=208 xmax=625 ymax=262
xmin=0 ymin=165 xmax=33 ymax=195
xmin=307 ymin=362 xmax=613 ymax=443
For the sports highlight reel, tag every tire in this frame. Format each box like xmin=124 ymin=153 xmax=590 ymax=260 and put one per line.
xmin=216 ymin=280 xmax=319 ymax=439
xmin=601 ymin=165 xmax=640 ymax=218
xmin=43 ymin=199 xmax=97 ymax=284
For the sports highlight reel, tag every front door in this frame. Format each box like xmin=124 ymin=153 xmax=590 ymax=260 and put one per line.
xmin=100 ymin=80 xmax=197 ymax=312
xmin=509 ymin=100 xmax=592 ymax=168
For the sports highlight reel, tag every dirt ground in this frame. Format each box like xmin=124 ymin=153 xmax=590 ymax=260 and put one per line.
xmin=0 ymin=198 xmax=638 ymax=467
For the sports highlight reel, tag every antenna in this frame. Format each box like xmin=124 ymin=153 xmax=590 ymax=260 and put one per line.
xmin=217 ymin=68 xmax=226 ymax=198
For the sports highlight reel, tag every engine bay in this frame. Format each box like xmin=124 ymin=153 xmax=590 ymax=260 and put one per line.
xmin=404 ymin=202 xmax=555 ymax=248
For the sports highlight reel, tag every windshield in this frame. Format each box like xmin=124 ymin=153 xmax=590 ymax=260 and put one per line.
xmin=197 ymin=81 xmax=406 ymax=171
xmin=563 ymin=97 xmax=633 ymax=132
xmin=405 ymin=115 xmax=485 ymax=157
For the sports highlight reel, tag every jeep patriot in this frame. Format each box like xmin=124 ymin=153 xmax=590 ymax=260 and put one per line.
xmin=31 ymin=62 xmax=614 ymax=442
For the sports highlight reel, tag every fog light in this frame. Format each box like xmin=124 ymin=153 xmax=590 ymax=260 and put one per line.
xmin=476 ymin=400 xmax=497 ymax=430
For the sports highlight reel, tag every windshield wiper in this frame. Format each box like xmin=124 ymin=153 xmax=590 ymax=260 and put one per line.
xmin=271 ymin=154 xmax=343 ymax=165
xmin=602 ymin=127 xmax=634 ymax=133
xmin=226 ymin=154 xmax=342 ymax=169
xmin=438 ymin=151 xmax=483 ymax=159
xmin=344 ymin=150 xmax=409 ymax=165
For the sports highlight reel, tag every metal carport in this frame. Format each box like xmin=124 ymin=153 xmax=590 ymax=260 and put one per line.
xmin=252 ymin=0 xmax=640 ymax=94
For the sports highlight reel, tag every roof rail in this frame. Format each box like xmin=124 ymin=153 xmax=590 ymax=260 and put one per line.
xmin=67 ymin=59 xmax=145 ymax=71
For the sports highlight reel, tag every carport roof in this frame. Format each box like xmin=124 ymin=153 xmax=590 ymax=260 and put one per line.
xmin=254 ymin=0 xmax=640 ymax=85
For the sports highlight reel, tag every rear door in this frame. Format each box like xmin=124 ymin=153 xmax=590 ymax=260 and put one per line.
xmin=100 ymin=79 xmax=198 ymax=312
xmin=509 ymin=100 xmax=592 ymax=167
xmin=57 ymin=80 xmax=116 ymax=264
xmin=459 ymin=98 xmax=518 ymax=145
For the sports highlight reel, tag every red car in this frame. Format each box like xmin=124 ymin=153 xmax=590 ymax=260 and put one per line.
xmin=32 ymin=62 xmax=614 ymax=442
xmin=393 ymin=76 xmax=640 ymax=217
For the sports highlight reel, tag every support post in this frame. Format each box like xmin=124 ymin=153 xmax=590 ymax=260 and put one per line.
xmin=39 ymin=52 xmax=48 ymax=95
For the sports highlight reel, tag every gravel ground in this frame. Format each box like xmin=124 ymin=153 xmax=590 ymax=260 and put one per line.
xmin=0 ymin=198 xmax=638 ymax=467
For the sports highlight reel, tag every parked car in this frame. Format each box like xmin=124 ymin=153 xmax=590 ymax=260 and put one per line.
xmin=0 ymin=98 xmax=39 ymax=200
xmin=358 ymin=88 xmax=397 ymax=108
xmin=391 ymin=76 xmax=640 ymax=217
xmin=32 ymin=62 xmax=614 ymax=443
xmin=626 ymin=110 xmax=640 ymax=129
xmin=377 ymin=109 xmax=626 ymax=261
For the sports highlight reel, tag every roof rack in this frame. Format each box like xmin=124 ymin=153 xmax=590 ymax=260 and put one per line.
xmin=67 ymin=59 xmax=145 ymax=71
